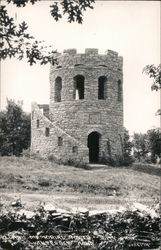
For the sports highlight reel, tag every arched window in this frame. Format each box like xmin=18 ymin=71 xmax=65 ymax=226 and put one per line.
xmin=118 ymin=80 xmax=122 ymax=101
xmin=98 ymin=76 xmax=107 ymax=99
xmin=73 ymin=75 xmax=85 ymax=100
xmin=55 ymin=77 xmax=62 ymax=102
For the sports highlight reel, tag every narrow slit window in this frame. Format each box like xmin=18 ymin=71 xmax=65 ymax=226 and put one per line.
xmin=45 ymin=128 xmax=50 ymax=137
xmin=58 ymin=137 xmax=63 ymax=146
xmin=72 ymin=146 xmax=78 ymax=153
xmin=73 ymin=75 xmax=85 ymax=100
xmin=98 ymin=76 xmax=107 ymax=99
xmin=55 ymin=77 xmax=62 ymax=102
xmin=37 ymin=119 xmax=39 ymax=128
xmin=118 ymin=80 xmax=122 ymax=102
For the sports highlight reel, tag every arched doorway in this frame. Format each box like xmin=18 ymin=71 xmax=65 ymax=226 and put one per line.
xmin=88 ymin=132 xmax=100 ymax=163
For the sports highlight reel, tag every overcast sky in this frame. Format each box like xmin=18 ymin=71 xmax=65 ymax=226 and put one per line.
xmin=1 ymin=1 xmax=160 ymax=135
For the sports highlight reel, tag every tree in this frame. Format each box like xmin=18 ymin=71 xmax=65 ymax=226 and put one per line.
xmin=143 ymin=64 xmax=161 ymax=116
xmin=147 ymin=129 xmax=161 ymax=163
xmin=0 ymin=0 xmax=95 ymax=65
xmin=0 ymin=99 xmax=30 ymax=156
xmin=123 ymin=129 xmax=133 ymax=159
xmin=132 ymin=133 xmax=149 ymax=161
xmin=131 ymin=130 xmax=161 ymax=163
xmin=118 ymin=128 xmax=133 ymax=166
xmin=143 ymin=64 xmax=161 ymax=91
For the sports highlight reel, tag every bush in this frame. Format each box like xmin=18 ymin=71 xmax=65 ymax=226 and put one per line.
xmin=47 ymin=154 xmax=56 ymax=162
xmin=99 ymin=154 xmax=133 ymax=167
xmin=25 ymin=151 xmax=44 ymax=161
xmin=47 ymin=154 xmax=90 ymax=170
xmin=99 ymin=156 xmax=115 ymax=166
xmin=38 ymin=179 xmax=51 ymax=187
xmin=64 ymin=159 xmax=90 ymax=170
xmin=115 ymin=154 xmax=134 ymax=167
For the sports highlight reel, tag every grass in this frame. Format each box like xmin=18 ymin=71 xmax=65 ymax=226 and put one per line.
xmin=0 ymin=156 xmax=160 ymax=211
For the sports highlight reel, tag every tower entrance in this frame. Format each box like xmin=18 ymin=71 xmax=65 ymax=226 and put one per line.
xmin=88 ymin=132 xmax=100 ymax=163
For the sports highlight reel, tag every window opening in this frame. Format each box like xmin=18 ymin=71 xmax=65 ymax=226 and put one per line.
xmin=45 ymin=128 xmax=50 ymax=137
xmin=55 ymin=77 xmax=62 ymax=102
xmin=98 ymin=76 xmax=107 ymax=99
xmin=58 ymin=137 xmax=63 ymax=146
xmin=73 ymin=75 xmax=85 ymax=100
xmin=118 ymin=80 xmax=122 ymax=101
xmin=37 ymin=119 xmax=39 ymax=128
xmin=72 ymin=146 xmax=78 ymax=153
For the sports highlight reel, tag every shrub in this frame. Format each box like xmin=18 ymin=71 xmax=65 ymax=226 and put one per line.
xmin=99 ymin=156 xmax=115 ymax=166
xmin=47 ymin=154 xmax=90 ymax=170
xmin=99 ymin=154 xmax=133 ymax=167
xmin=63 ymin=158 xmax=90 ymax=170
xmin=28 ymin=151 xmax=44 ymax=161
xmin=47 ymin=154 xmax=56 ymax=162
xmin=115 ymin=154 xmax=134 ymax=167
xmin=38 ymin=179 xmax=51 ymax=187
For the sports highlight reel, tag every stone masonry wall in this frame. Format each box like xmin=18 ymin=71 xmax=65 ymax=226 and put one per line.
xmin=50 ymin=49 xmax=124 ymax=159
xmin=31 ymin=103 xmax=89 ymax=163
xmin=31 ymin=48 xmax=124 ymax=163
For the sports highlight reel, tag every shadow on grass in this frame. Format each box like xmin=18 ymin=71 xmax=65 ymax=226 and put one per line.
xmin=132 ymin=163 xmax=161 ymax=176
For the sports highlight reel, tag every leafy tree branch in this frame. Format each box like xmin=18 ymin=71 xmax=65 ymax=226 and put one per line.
xmin=143 ymin=64 xmax=161 ymax=91
xmin=7 ymin=0 xmax=95 ymax=24
xmin=0 ymin=0 xmax=95 ymax=65
xmin=0 ymin=5 xmax=57 ymax=65
xmin=143 ymin=64 xmax=161 ymax=116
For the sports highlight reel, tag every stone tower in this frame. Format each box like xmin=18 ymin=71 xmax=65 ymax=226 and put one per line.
xmin=31 ymin=48 xmax=124 ymax=164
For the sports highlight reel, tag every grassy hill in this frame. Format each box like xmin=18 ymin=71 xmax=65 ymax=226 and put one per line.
xmin=0 ymin=156 xmax=160 ymax=211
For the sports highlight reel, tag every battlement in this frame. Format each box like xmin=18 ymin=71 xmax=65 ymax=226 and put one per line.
xmin=61 ymin=48 xmax=119 ymax=57
xmin=63 ymin=49 xmax=77 ymax=55
xmin=63 ymin=48 xmax=99 ymax=55
xmin=52 ymin=48 xmax=123 ymax=69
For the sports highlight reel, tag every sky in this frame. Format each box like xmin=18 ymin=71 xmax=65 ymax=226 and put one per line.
xmin=1 ymin=0 xmax=160 ymax=135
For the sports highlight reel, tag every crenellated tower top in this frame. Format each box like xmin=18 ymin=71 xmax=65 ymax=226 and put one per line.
xmin=51 ymin=48 xmax=123 ymax=70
